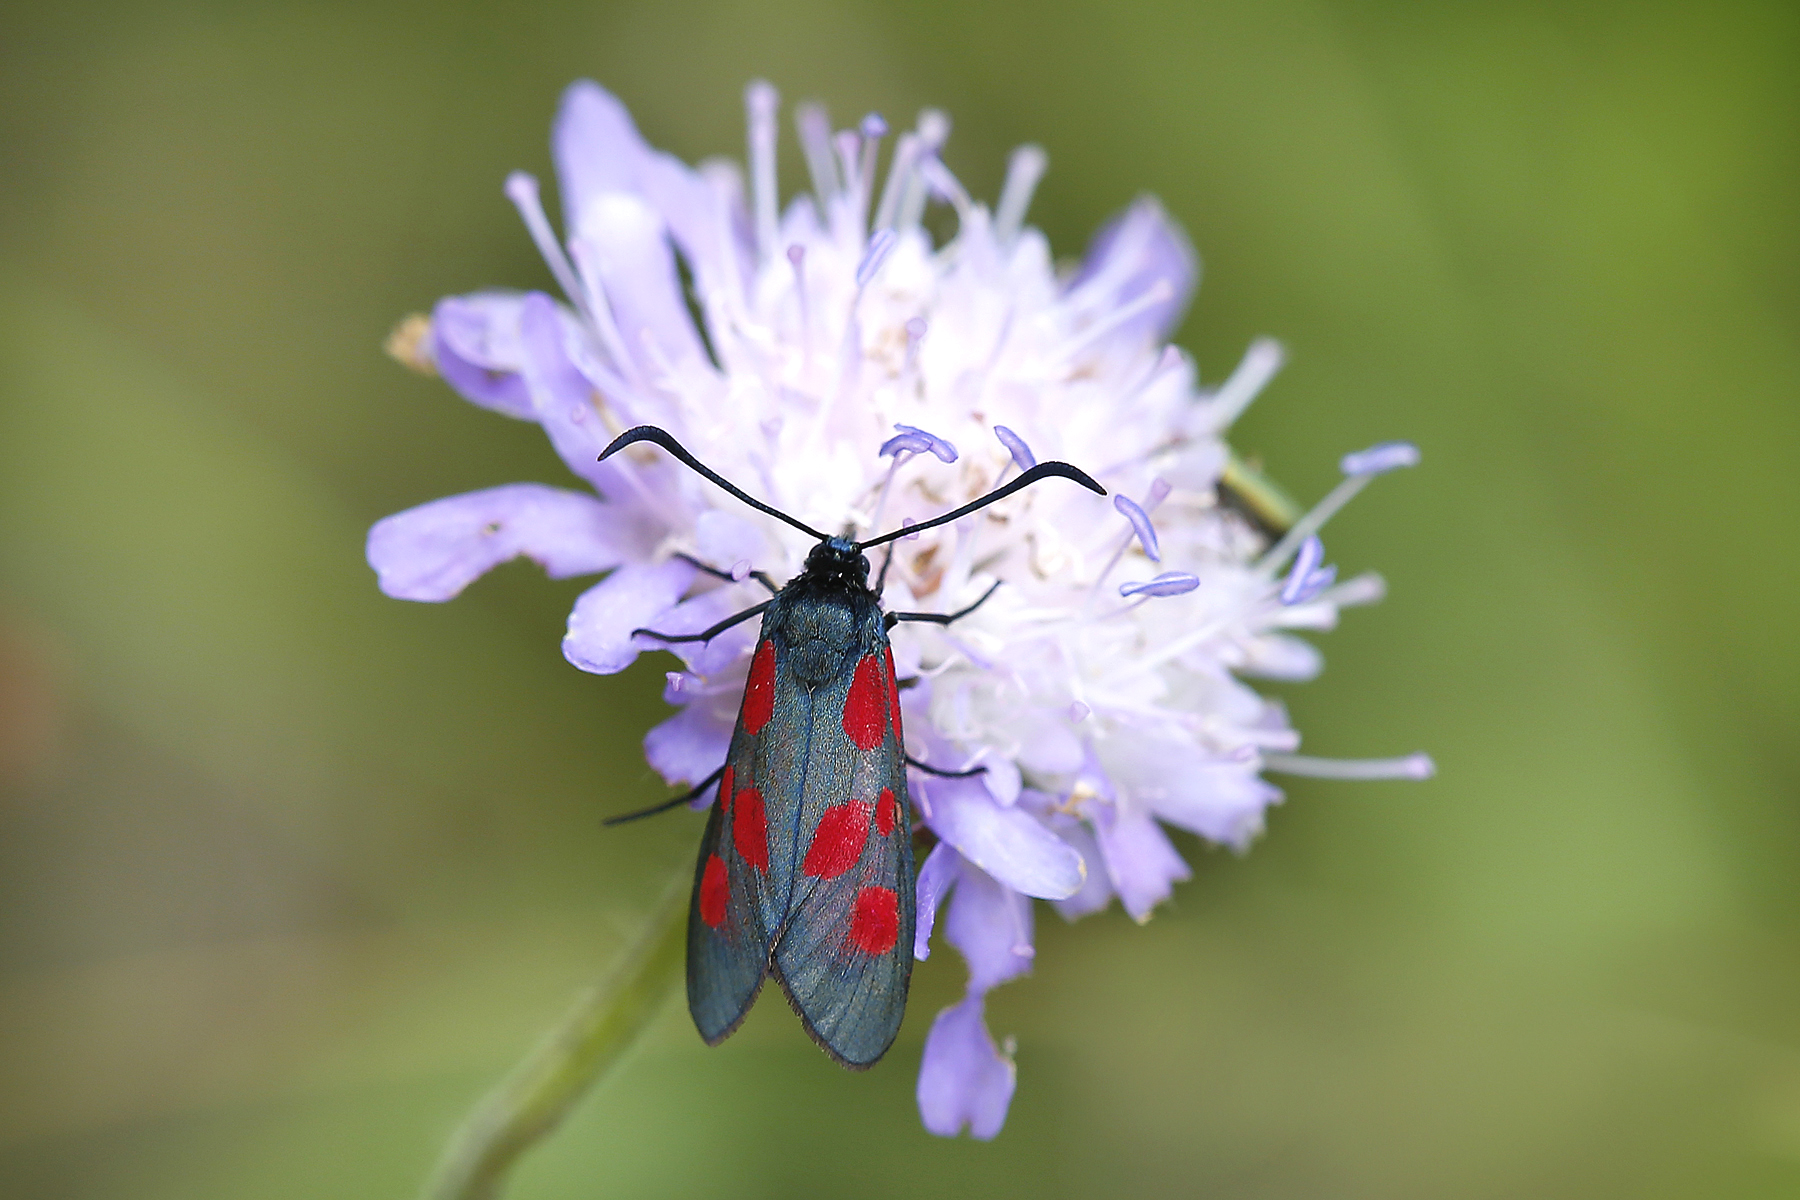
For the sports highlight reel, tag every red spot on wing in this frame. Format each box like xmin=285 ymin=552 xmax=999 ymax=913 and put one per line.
xmin=875 ymin=787 xmax=898 ymax=836
xmin=883 ymin=646 xmax=903 ymax=742
xmin=718 ymin=765 xmax=734 ymax=813
xmin=843 ymin=654 xmax=887 ymax=751
xmin=699 ymin=854 xmax=729 ymax=927
xmin=743 ymin=641 xmax=776 ymax=735
xmin=848 ymin=886 xmax=900 ymax=954
xmin=732 ymin=787 xmax=768 ymax=871
xmin=803 ymin=802 xmax=872 ymax=879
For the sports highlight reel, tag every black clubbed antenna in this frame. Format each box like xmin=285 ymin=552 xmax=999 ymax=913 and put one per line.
xmin=857 ymin=461 xmax=1107 ymax=551
xmin=599 ymin=425 xmax=830 ymax=542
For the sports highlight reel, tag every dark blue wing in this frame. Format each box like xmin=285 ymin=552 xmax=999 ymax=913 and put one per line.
xmin=686 ymin=634 xmax=789 ymax=1044
xmin=772 ymin=635 xmax=916 ymax=1069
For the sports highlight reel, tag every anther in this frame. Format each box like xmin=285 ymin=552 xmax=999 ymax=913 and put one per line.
xmin=1113 ymin=494 xmax=1161 ymax=562
xmin=880 ymin=423 xmax=958 ymax=463
xmin=1340 ymin=441 xmax=1420 ymax=477
xmin=1119 ymin=572 xmax=1199 ymax=598
xmin=994 ymin=425 xmax=1037 ymax=471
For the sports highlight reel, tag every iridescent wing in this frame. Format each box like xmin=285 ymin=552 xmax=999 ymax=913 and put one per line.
xmin=686 ymin=635 xmax=791 ymax=1044
xmin=772 ymin=638 xmax=916 ymax=1069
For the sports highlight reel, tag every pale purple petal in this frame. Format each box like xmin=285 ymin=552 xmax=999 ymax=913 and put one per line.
xmin=979 ymin=754 xmax=1022 ymax=807
xmin=551 ymin=82 xmax=746 ymax=298
xmin=1046 ymin=816 xmax=1114 ymax=921
xmin=642 ymin=584 xmax=763 ymax=676
xmin=570 ymin=192 xmax=710 ymax=372
xmin=1017 ymin=720 xmax=1084 ymax=775
xmin=918 ymin=994 xmax=1015 ymax=1140
xmin=693 ymin=510 xmax=770 ymax=574
xmin=430 ymin=292 xmax=536 ymax=418
xmin=367 ymin=484 xmax=627 ymax=602
xmin=515 ymin=292 xmax=633 ymax=500
xmin=1238 ymin=633 xmax=1324 ymax=682
xmin=562 ymin=558 xmax=697 ymax=675
xmin=1094 ymin=810 xmax=1191 ymax=922
xmin=642 ymin=700 xmax=733 ymax=788
xmin=945 ymin=861 xmax=1034 ymax=993
xmin=1147 ymin=759 xmax=1283 ymax=850
xmin=1065 ymin=197 xmax=1197 ymax=340
xmin=923 ymin=774 xmax=1085 ymax=900
xmin=913 ymin=841 xmax=961 ymax=960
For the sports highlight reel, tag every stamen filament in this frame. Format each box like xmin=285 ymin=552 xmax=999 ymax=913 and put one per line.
xmin=1262 ymin=753 xmax=1436 ymax=780
xmin=795 ymin=102 xmax=839 ymax=201
xmin=1255 ymin=474 xmax=1373 ymax=575
xmin=1053 ymin=280 xmax=1174 ymax=365
xmin=746 ymin=81 xmax=780 ymax=264
xmin=1204 ymin=338 xmax=1285 ymax=432
xmin=504 ymin=172 xmax=586 ymax=312
xmin=994 ymin=144 xmax=1048 ymax=243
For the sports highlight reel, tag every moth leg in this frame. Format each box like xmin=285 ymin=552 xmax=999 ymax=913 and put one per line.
xmin=674 ymin=552 xmax=780 ymax=596
xmin=603 ymin=763 xmax=726 ymax=826
xmin=884 ymin=580 xmax=1003 ymax=630
xmin=904 ymin=754 xmax=987 ymax=779
xmin=634 ymin=599 xmax=772 ymax=644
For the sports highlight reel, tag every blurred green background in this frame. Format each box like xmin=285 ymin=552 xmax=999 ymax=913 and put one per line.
xmin=2 ymin=0 xmax=1798 ymax=1196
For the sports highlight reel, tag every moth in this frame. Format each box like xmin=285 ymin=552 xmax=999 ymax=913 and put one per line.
xmin=598 ymin=425 xmax=1104 ymax=1068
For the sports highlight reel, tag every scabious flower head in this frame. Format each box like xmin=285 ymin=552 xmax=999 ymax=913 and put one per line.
xmin=368 ymin=79 xmax=1429 ymax=1139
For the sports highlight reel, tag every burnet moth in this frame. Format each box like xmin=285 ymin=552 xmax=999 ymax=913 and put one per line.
xmin=597 ymin=425 xmax=1105 ymax=1069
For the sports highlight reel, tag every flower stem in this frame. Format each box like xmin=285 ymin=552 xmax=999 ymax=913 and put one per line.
xmin=422 ymin=873 xmax=689 ymax=1200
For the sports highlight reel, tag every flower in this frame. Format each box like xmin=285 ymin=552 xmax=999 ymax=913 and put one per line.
xmin=368 ymin=78 xmax=1430 ymax=1139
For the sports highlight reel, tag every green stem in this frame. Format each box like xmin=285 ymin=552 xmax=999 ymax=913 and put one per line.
xmin=422 ymin=873 xmax=688 ymax=1200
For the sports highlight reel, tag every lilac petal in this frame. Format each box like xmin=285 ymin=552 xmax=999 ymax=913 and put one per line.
xmin=1339 ymin=441 xmax=1420 ymax=476
xmin=554 ymin=81 xmax=742 ymax=302
xmin=430 ymin=292 xmax=536 ymax=418
xmin=923 ymin=774 xmax=1085 ymax=900
xmin=644 ymin=585 xmax=762 ymax=676
xmin=1148 ymin=761 xmax=1283 ymax=850
xmin=1239 ymin=633 xmax=1324 ymax=682
xmin=1017 ymin=719 xmax=1083 ymax=775
xmin=1113 ymin=494 xmax=1161 ymax=562
xmin=1065 ymin=197 xmax=1197 ymax=340
xmin=1094 ymin=810 xmax=1191 ymax=922
xmin=515 ymin=293 xmax=634 ymax=501
xmin=881 ymin=423 xmax=958 ymax=463
xmin=367 ymin=484 xmax=627 ymax=602
xmin=1119 ymin=571 xmax=1199 ymax=598
xmin=945 ymin=861 xmax=1034 ymax=993
xmin=913 ymin=841 xmax=962 ymax=960
xmin=992 ymin=425 xmax=1036 ymax=471
xmin=562 ymin=558 xmax=697 ymax=675
xmin=980 ymin=754 xmax=1022 ymax=807
xmin=918 ymin=994 xmax=1016 ymax=1140
xmin=1046 ymin=817 xmax=1114 ymax=921
xmin=642 ymin=698 xmax=733 ymax=789
xmin=570 ymin=192 xmax=709 ymax=372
